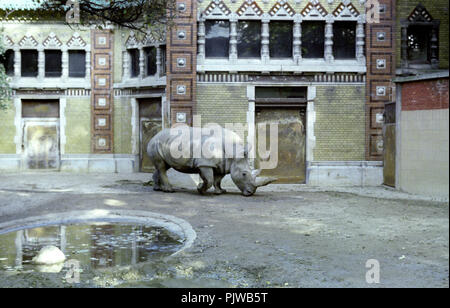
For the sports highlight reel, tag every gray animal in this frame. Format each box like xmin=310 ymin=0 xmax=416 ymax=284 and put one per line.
xmin=147 ymin=126 xmax=276 ymax=196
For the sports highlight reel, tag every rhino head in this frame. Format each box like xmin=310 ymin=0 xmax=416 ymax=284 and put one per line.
xmin=230 ymin=158 xmax=277 ymax=196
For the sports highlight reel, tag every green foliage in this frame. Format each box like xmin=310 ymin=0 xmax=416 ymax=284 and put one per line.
xmin=29 ymin=0 xmax=177 ymax=33
xmin=0 ymin=30 xmax=11 ymax=110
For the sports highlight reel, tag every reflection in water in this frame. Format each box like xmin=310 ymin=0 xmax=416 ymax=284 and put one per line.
xmin=13 ymin=226 xmax=62 ymax=268
xmin=0 ymin=223 xmax=183 ymax=272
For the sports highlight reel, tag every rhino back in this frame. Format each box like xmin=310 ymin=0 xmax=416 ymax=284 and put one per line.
xmin=148 ymin=129 xmax=195 ymax=170
xmin=148 ymin=127 xmax=244 ymax=173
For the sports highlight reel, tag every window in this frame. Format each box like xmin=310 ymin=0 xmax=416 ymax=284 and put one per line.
xmin=45 ymin=50 xmax=62 ymax=77
xmin=302 ymin=21 xmax=325 ymax=59
xmin=69 ymin=50 xmax=86 ymax=77
xmin=401 ymin=4 xmax=439 ymax=68
xmin=205 ymin=20 xmax=230 ymax=58
xmin=255 ymin=87 xmax=307 ymax=99
xmin=237 ymin=21 xmax=261 ymax=58
xmin=407 ymin=25 xmax=432 ymax=64
xmin=160 ymin=45 xmax=166 ymax=76
xmin=22 ymin=100 xmax=59 ymax=118
xmin=0 ymin=49 xmax=14 ymax=76
xmin=269 ymin=21 xmax=293 ymax=58
xmin=333 ymin=21 xmax=356 ymax=59
xmin=144 ymin=47 xmax=157 ymax=76
xmin=21 ymin=50 xmax=38 ymax=77
xmin=129 ymin=49 xmax=140 ymax=77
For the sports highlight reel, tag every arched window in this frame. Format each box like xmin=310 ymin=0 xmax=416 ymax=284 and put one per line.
xmin=401 ymin=4 xmax=439 ymax=69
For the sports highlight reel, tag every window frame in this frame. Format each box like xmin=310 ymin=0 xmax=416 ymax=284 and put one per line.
xmin=144 ymin=46 xmax=157 ymax=77
xmin=0 ymin=49 xmax=14 ymax=76
xmin=44 ymin=50 xmax=63 ymax=78
xmin=197 ymin=10 xmax=366 ymax=73
xmin=159 ymin=45 xmax=166 ymax=77
xmin=20 ymin=49 xmax=39 ymax=77
xmin=269 ymin=21 xmax=294 ymax=59
xmin=205 ymin=19 xmax=231 ymax=59
xmin=301 ymin=20 xmax=326 ymax=59
xmin=68 ymin=50 xmax=87 ymax=78
xmin=128 ymin=48 xmax=140 ymax=78
xmin=237 ymin=20 xmax=262 ymax=59
xmin=332 ymin=21 xmax=357 ymax=60
xmin=400 ymin=5 xmax=440 ymax=70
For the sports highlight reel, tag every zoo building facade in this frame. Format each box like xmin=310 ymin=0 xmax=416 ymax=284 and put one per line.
xmin=0 ymin=0 xmax=448 ymax=187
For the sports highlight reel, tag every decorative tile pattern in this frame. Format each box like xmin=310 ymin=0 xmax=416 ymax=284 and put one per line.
xmin=365 ymin=0 xmax=396 ymax=160
xmin=91 ymin=30 xmax=114 ymax=153
xmin=166 ymin=0 xmax=197 ymax=127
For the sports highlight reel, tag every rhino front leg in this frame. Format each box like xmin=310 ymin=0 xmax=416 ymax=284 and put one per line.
xmin=152 ymin=169 xmax=162 ymax=191
xmin=197 ymin=167 xmax=214 ymax=195
xmin=213 ymin=173 xmax=227 ymax=195
xmin=153 ymin=161 xmax=174 ymax=193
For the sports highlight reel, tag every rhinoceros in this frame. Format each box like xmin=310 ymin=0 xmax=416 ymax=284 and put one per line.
xmin=147 ymin=126 xmax=276 ymax=196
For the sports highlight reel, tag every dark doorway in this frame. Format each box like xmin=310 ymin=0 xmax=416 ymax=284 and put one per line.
xmin=21 ymin=100 xmax=60 ymax=170
xmin=255 ymin=87 xmax=307 ymax=183
xmin=139 ymin=98 xmax=162 ymax=172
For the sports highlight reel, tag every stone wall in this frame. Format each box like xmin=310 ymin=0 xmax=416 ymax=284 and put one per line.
xmin=398 ymin=108 xmax=449 ymax=197
xmin=397 ymin=76 xmax=449 ymax=197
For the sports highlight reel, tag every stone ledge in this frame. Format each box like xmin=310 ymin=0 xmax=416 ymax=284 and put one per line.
xmin=0 ymin=154 xmax=139 ymax=173
xmin=307 ymin=161 xmax=383 ymax=186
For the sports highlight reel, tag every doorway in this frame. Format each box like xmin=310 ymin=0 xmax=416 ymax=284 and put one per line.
xmin=21 ymin=100 xmax=60 ymax=170
xmin=139 ymin=98 xmax=162 ymax=172
xmin=254 ymin=87 xmax=307 ymax=183
xmin=255 ymin=107 xmax=306 ymax=183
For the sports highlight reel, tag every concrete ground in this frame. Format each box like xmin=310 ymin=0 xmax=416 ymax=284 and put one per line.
xmin=0 ymin=171 xmax=448 ymax=288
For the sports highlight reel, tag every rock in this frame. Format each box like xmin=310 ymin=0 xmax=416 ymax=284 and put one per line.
xmin=32 ymin=245 xmax=66 ymax=265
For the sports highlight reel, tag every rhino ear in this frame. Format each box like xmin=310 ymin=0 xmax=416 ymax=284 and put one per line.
xmin=244 ymin=143 xmax=254 ymax=158
xmin=251 ymin=169 xmax=261 ymax=178
xmin=243 ymin=144 xmax=249 ymax=158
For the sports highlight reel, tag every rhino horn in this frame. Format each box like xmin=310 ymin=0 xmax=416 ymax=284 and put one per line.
xmin=255 ymin=177 xmax=277 ymax=187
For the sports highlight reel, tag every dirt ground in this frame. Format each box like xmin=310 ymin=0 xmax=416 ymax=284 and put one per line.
xmin=0 ymin=172 xmax=448 ymax=288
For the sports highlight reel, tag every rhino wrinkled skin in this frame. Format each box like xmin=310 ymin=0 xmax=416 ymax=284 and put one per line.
xmin=147 ymin=127 xmax=276 ymax=196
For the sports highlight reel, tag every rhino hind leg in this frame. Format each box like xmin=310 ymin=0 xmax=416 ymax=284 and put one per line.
xmin=213 ymin=173 xmax=227 ymax=195
xmin=197 ymin=167 xmax=214 ymax=195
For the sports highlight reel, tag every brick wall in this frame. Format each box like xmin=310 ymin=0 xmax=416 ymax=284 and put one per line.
xmin=65 ymin=98 xmax=91 ymax=154
xmin=196 ymin=84 xmax=248 ymax=128
xmin=401 ymin=78 xmax=449 ymax=111
xmin=365 ymin=0 xmax=397 ymax=161
xmin=114 ymin=97 xmax=133 ymax=154
xmin=90 ymin=30 xmax=115 ymax=154
xmin=167 ymin=0 xmax=198 ymax=126
xmin=314 ymin=85 xmax=366 ymax=161
xmin=0 ymin=99 xmax=16 ymax=154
